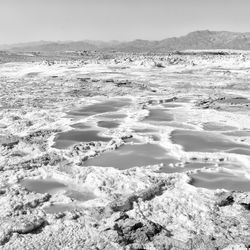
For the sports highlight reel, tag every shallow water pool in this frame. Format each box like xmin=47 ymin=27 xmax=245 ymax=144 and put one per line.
xmin=171 ymin=129 xmax=250 ymax=154
xmin=21 ymin=178 xmax=66 ymax=194
xmin=191 ymin=170 xmax=250 ymax=192
xmin=144 ymin=109 xmax=174 ymax=122
xmin=44 ymin=203 xmax=77 ymax=214
xmin=68 ymin=98 xmax=131 ymax=117
xmin=203 ymin=122 xmax=237 ymax=131
xmin=84 ymin=143 xmax=178 ymax=169
xmin=21 ymin=178 xmax=95 ymax=202
xmin=53 ymin=129 xmax=111 ymax=149
xmin=224 ymin=130 xmax=250 ymax=137
xmin=97 ymin=120 xmax=120 ymax=129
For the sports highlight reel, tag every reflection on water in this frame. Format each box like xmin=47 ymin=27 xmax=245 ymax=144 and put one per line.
xmin=144 ymin=109 xmax=173 ymax=122
xmin=53 ymin=129 xmax=111 ymax=149
xmin=84 ymin=143 xmax=178 ymax=169
xmin=203 ymin=122 xmax=237 ymax=131
xmin=191 ymin=170 xmax=250 ymax=192
xmin=97 ymin=120 xmax=120 ymax=129
xmin=44 ymin=204 xmax=77 ymax=214
xmin=224 ymin=130 xmax=250 ymax=137
xmin=70 ymin=123 xmax=90 ymax=130
xmin=21 ymin=178 xmax=66 ymax=194
xmin=171 ymin=129 xmax=250 ymax=154
xmin=68 ymin=98 xmax=131 ymax=117
xmin=21 ymin=178 xmax=95 ymax=201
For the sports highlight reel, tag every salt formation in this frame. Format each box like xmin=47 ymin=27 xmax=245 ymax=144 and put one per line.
xmin=0 ymin=52 xmax=250 ymax=249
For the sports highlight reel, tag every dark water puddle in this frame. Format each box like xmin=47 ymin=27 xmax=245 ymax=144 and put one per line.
xmin=150 ymin=135 xmax=161 ymax=141
xmin=21 ymin=178 xmax=66 ymax=194
xmin=175 ymin=97 xmax=192 ymax=103
xmin=25 ymin=72 xmax=40 ymax=78
xmin=224 ymin=130 xmax=250 ymax=137
xmin=99 ymin=113 xmax=127 ymax=119
xmin=164 ymin=122 xmax=195 ymax=130
xmin=70 ymin=123 xmax=91 ymax=130
xmin=84 ymin=143 xmax=178 ymax=169
xmin=171 ymin=130 xmax=250 ymax=154
xmin=132 ymin=128 xmax=156 ymax=133
xmin=44 ymin=204 xmax=77 ymax=214
xmin=144 ymin=109 xmax=173 ymax=122
xmin=191 ymin=170 xmax=250 ymax=192
xmin=226 ymin=148 xmax=250 ymax=156
xmin=97 ymin=120 xmax=120 ymax=129
xmin=203 ymin=122 xmax=237 ymax=131
xmin=162 ymin=103 xmax=182 ymax=108
xmin=64 ymin=189 xmax=95 ymax=202
xmin=53 ymin=130 xmax=111 ymax=149
xmin=21 ymin=178 xmax=96 ymax=201
xmin=68 ymin=98 xmax=130 ymax=117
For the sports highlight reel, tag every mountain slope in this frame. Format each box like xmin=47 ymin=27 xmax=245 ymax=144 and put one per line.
xmin=3 ymin=30 xmax=250 ymax=52
xmin=156 ymin=30 xmax=250 ymax=51
xmin=10 ymin=41 xmax=98 ymax=52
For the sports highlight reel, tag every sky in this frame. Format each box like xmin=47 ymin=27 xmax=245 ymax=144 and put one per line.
xmin=1 ymin=0 xmax=250 ymax=44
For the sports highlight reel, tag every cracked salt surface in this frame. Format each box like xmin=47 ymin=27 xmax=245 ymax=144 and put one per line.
xmin=159 ymin=162 xmax=215 ymax=174
xmin=1 ymin=54 xmax=250 ymax=249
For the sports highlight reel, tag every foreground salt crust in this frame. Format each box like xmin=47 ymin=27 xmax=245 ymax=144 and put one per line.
xmin=0 ymin=52 xmax=250 ymax=249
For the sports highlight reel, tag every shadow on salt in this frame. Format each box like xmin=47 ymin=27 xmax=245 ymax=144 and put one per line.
xmin=83 ymin=143 xmax=178 ymax=169
xmin=171 ymin=130 xmax=250 ymax=155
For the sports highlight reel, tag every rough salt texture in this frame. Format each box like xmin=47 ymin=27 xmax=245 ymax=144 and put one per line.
xmin=0 ymin=52 xmax=250 ymax=249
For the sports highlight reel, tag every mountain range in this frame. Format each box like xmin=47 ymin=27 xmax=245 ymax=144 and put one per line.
xmin=1 ymin=30 xmax=250 ymax=52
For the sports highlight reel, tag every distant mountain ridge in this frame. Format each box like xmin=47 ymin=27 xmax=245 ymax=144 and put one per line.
xmin=2 ymin=30 xmax=250 ymax=52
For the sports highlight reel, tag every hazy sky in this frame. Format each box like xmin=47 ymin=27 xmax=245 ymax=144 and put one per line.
xmin=1 ymin=0 xmax=250 ymax=44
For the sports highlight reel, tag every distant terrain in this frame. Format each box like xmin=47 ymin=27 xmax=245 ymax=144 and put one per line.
xmin=1 ymin=30 xmax=250 ymax=52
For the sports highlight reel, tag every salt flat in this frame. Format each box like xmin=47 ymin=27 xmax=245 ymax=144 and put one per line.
xmin=0 ymin=52 xmax=250 ymax=249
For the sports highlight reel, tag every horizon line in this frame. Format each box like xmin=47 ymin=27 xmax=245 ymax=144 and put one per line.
xmin=1 ymin=29 xmax=250 ymax=47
